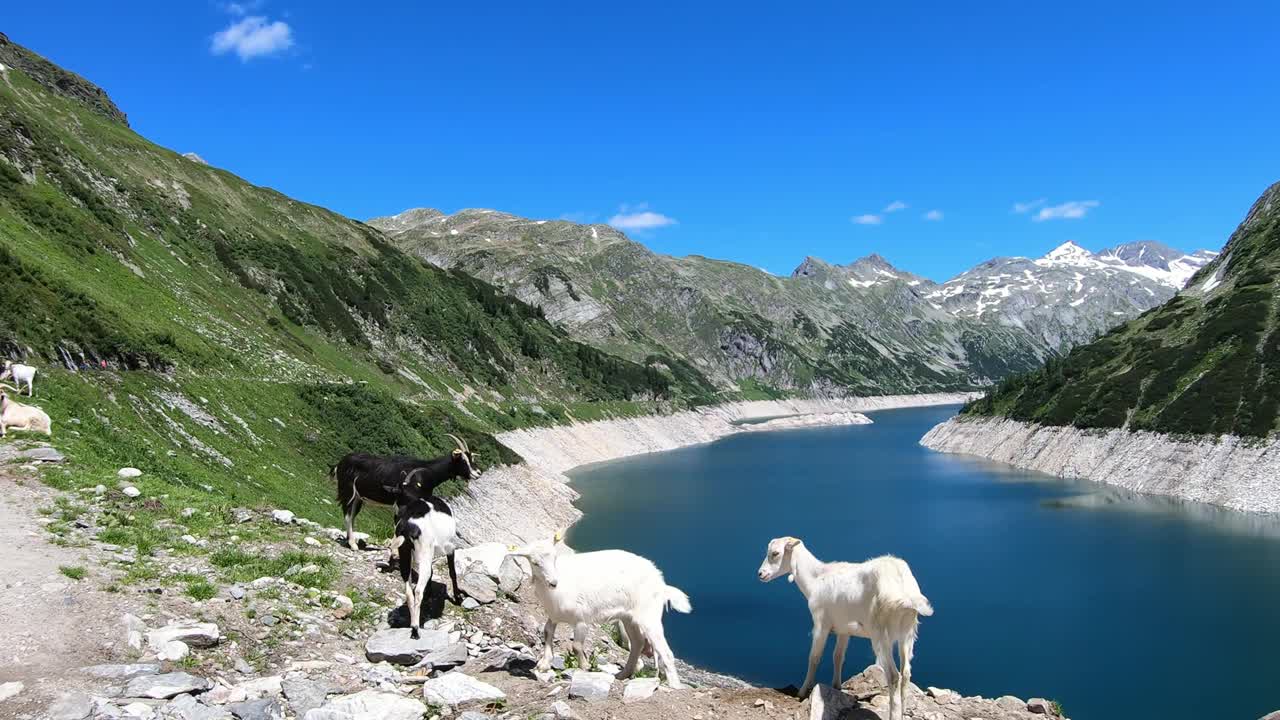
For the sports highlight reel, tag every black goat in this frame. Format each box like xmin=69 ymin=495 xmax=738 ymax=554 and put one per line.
xmin=333 ymin=434 xmax=479 ymax=551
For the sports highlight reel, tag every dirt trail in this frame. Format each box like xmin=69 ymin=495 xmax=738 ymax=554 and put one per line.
xmin=0 ymin=463 xmax=126 ymax=710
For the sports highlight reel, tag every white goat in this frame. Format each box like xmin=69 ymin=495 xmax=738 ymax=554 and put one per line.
xmin=0 ymin=362 xmax=35 ymax=397
xmin=0 ymin=386 xmax=52 ymax=438
xmin=757 ymin=537 xmax=932 ymax=720
xmin=508 ymin=535 xmax=692 ymax=688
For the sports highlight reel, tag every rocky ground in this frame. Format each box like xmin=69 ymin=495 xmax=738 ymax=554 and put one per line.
xmin=1 ymin=440 xmax=1071 ymax=720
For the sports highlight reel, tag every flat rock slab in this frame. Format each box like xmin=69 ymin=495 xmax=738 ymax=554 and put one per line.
xmin=162 ymin=694 xmax=233 ymax=720
xmin=622 ymin=677 xmax=659 ymax=703
xmin=84 ymin=663 xmax=162 ymax=680
xmin=48 ymin=692 xmax=93 ymax=720
xmin=420 ymin=672 xmax=506 ymax=707
xmin=0 ymin=681 xmax=23 ymax=703
xmin=302 ymin=690 xmax=425 ymax=720
xmin=18 ymin=446 xmax=65 ymax=462
xmin=147 ymin=622 xmax=221 ymax=650
xmin=364 ymin=628 xmax=450 ymax=664
xmin=419 ymin=642 xmax=469 ymax=669
xmin=225 ymin=697 xmax=285 ymax=720
xmin=568 ymin=671 xmax=614 ymax=702
xmin=282 ymin=678 xmax=341 ymax=716
xmin=126 ymin=672 xmax=213 ymax=700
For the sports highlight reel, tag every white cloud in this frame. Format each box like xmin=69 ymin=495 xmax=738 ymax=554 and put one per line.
xmin=211 ymin=15 xmax=294 ymax=61
xmin=883 ymin=200 xmax=908 ymax=213
xmin=1012 ymin=198 xmax=1047 ymax=214
xmin=1034 ymin=200 xmax=1100 ymax=222
xmin=607 ymin=203 xmax=677 ymax=231
xmin=852 ymin=214 xmax=883 ymax=225
xmin=924 ymin=209 xmax=943 ymax=221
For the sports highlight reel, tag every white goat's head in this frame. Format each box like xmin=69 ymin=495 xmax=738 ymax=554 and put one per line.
xmin=507 ymin=532 xmax=566 ymax=588
xmin=757 ymin=536 xmax=802 ymax=583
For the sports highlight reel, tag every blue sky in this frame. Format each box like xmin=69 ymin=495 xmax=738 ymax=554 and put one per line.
xmin=6 ymin=1 xmax=1278 ymax=280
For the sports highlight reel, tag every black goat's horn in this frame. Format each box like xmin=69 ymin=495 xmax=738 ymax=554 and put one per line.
xmin=445 ymin=433 xmax=468 ymax=453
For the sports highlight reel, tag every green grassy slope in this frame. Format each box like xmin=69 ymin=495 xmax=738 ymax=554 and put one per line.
xmin=0 ymin=36 xmax=706 ymax=539
xmin=964 ymin=181 xmax=1280 ymax=438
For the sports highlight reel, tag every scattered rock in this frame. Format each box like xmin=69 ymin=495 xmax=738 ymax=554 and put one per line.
xmin=332 ymin=595 xmax=353 ymax=619
xmin=123 ymin=486 xmax=142 ymax=498
xmin=420 ymin=672 xmax=506 ymax=707
xmin=303 ymin=690 xmax=426 ymax=720
xmin=271 ymin=509 xmax=294 ymax=524
xmin=259 ymin=614 xmax=278 ymax=627
xmin=161 ymin=694 xmax=233 ymax=720
xmin=85 ymin=663 xmax=162 ymax=680
xmin=49 ymin=692 xmax=94 ymax=720
xmin=124 ymin=613 xmax=148 ymax=650
xmin=419 ymin=642 xmax=469 ymax=670
xmin=282 ymin=678 xmax=341 ymax=716
xmin=457 ymin=569 xmax=499 ymax=604
xmin=806 ymin=685 xmax=856 ymax=720
xmin=457 ymin=713 xmax=491 ymax=720
xmin=229 ymin=585 xmax=246 ymax=600
xmin=234 ymin=658 xmax=254 ymax=676
xmin=231 ymin=508 xmax=253 ymax=524
xmin=122 ymin=701 xmax=157 ymax=718
xmin=568 ymin=671 xmax=613 ymax=702
xmin=996 ymin=695 xmax=1026 ymax=710
xmin=461 ymin=597 xmax=480 ymax=610
xmin=622 ymin=677 xmax=658 ymax=703
xmin=927 ymin=686 xmax=960 ymax=705
xmin=118 ymin=467 xmax=143 ymax=478
xmin=148 ymin=622 xmax=221 ymax=650
xmin=18 ymin=446 xmax=65 ymax=462
xmin=0 ymin=682 xmax=22 ymax=703
xmin=1027 ymin=698 xmax=1056 ymax=715
xmin=226 ymin=698 xmax=285 ymax=720
xmin=550 ymin=700 xmax=574 ymax=719
xmin=158 ymin=640 xmax=190 ymax=661
xmin=364 ymin=628 xmax=450 ymax=665
xmin=125 ymin=673 xmax=213 ymax=700
xmin=497 ymin=555 xmax=524 ymax=595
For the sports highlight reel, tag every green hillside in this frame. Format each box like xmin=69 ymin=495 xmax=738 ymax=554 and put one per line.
xmin=964 ymin=181 xmax=1280 ymax=438
xmin=0 ymin=34 xmax=707 ymax=536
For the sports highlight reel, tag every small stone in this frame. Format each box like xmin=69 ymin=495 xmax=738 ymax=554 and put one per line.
xmin=0 ymin=681 xmax=23 ymax=703
xmin=157 ymin=640 xmax=190 ymax=661
xmin=420 ymin=672 xmax=506 ymax=706
xmin=364 ymin=628 xmax=451 ymax=665
xmin=332 ymin=595 xmax=354 ymax=619
xmin=622 ymin=677 xmax=658 ymax=703
xmin=259 ymin=614 xmax=278 ymax=627
xmin=118 ymin=467 xmax=143 ymax=478
xmin=568 ymin=671 xmax=613 ymax=702
xmin=996 ymin=695 xmax=1025 ymax=710
xmin=123 ymin=486 xmax=142 ymax=498
xmin=457 ymin=713 xmax=491 ymax=720
xmin=124 ymin=613 xmax=148 ymax=650
xmin=94 ymin=484 xmax=108 ymax=494
xmin=550 ymin=700 xmax=574 ymax=719
xmin=1027 ymin=698 xmax=1055 ymax=715
xmin=234 ymin=658 xmax=254 ymax=675
xmin=231 ymin=508 xmax=253 ymax=524
xmin=927 ymin=686 xmax=960 ymax=705
xmin=229 ymin=585 xmax=246 ymax=600
xmin=271 ymin=509 xmax=294 ymax=524
xmin=147 ymin=622 xmax=221 ymax=650
xmin=161 ymin=694 xmax=232 ymax=719
xmin=124 ymin=672 xmax=212 ymax=699
xmin=181 ymin=508 xmax=198 ymax=518
xmin=304 ymin=537 xmax=321 ymax=546
xmin=461 ymin=597 xmax=480 ymax=610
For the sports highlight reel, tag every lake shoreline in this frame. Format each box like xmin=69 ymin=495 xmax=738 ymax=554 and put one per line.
xmin=450 ymin=392 xmax=975 ymax=545
xmin=921 ymin=415 xmax=1280 ymax=515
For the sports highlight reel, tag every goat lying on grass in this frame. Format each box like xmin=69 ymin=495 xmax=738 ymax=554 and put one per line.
xmin=757 ymin=536 xmax=932 ymax=720
xmin=388 ymin=469 xmax=462 ymax=638
xmin=508 ymin=534 xmax=691 ymax=688
xmin=0 ymin=385 xmax=51 ymax=438
xmin=333 ymin=433 xmax=479 ymax=552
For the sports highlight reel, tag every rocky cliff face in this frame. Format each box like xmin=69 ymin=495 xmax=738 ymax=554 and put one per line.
xmin=0 ymin=32 xmax=128 ymax=126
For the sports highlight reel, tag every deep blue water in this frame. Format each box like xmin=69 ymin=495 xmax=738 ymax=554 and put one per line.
xmin=567 ymin=405 xmax=1280 ymax=720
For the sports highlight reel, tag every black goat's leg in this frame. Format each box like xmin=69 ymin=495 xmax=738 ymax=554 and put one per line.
xmin=447 ymin=551 xmax=461 ymax=604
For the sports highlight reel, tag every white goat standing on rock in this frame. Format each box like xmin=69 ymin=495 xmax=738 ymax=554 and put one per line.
xmin=0 ymin=385 xmax=52 ymax=438
xmin=757 ymin=536 xmax=932 ymax=720
xmin=0 ymin=361 xmax=35 ymax=397
xmin=508 ymin=534 xmax=692 ymax=688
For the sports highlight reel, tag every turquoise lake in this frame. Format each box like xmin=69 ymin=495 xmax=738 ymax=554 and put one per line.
xmin=567 ymin=405 xmax=1280 ymax=720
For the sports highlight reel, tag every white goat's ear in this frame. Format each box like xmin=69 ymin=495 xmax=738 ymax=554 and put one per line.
xmin=553 ymin=530 xmax=564 ymax=544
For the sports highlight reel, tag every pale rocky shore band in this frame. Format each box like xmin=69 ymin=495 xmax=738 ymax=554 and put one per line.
xmin=921 ymin=416 xmax=1280 ymax=515
xmin=453 ymin=393 xmax=976 ymax=544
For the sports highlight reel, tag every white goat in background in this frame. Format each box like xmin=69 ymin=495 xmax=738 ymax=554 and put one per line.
xmin=0 ymin=361 xmax=35 ymax=397
xmin=0 ymin=385 xmax=52 ymax=438
xmin=508 ymin=534 xmax=692 ymax=688
xmin=757 ymin=536 xmax=932 ymax=720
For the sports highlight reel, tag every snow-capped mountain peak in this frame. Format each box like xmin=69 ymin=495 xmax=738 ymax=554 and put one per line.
xmin=1039 ymin=241 xmax=1094 ymax=265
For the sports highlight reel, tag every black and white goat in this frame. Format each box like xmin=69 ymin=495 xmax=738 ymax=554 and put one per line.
xmin=388 ymin=469 xmax=462 ymax=638
xmin=332 ymin=434 xmax=480 ymax=551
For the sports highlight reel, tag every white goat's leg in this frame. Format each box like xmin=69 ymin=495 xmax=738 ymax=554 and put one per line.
xmin=537 ymin=619 xmax=556 ymax=672
xmin=618 ymin=619 xmax=644 ymax=679
xmin=832 ymin=634 xmax=849 ymax=689
xmin=642 ymin=618 xmax=683 ymax=689
xmin=899 ymin=632 xmax=917 ymax=720
xmin=404 ymin=578 xmax=419 ymax=637
xmin=572 ymin=623 xmax=590 ymax=670
xmin=873 ymin=635 xmax=901 ymax=720
xmin=798 ymin=620 xmax=830 ymax=699
xmin=413 ymin=542 xmax=434 ymax=631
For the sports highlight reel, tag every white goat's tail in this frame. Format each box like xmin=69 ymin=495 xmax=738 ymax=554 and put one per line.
xmin=664 ymin=585 xmax=692 ymax=614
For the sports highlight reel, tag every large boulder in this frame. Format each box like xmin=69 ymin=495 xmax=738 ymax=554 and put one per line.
xmin=457 ymin=569 xmax=498 ymax=605
xmin=147 ymin=622 xmax=221 ymax=651
xmin=497 ymin=555 xmax=525 ymax=594
xmin=126 ymin=673 xmax=212 ymax=700
xmin=364 ymin=628 xmax=450 ymax=665
xmin=453 ymin=543 xmax=509 ymax=577
xmin=568 ymin=672 xmax=613 ymax=702
xmin=420 ymin=672 xmax=506 ymax=707
xmin=302 ymin=690 xmax=426 ymax=720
